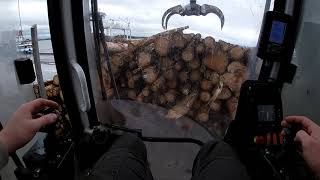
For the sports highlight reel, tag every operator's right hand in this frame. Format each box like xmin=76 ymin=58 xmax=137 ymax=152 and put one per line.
xmin=282 ymin=116 xmax=320 ymax=179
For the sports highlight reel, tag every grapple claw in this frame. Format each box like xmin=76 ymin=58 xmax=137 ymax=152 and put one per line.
xmin=162 ymin=5 xmax=184 ymax=29
xmin=201 ymin=4 xmax=225 ymax=29
xmin=162 ymin=0 xmax=225 ymax=30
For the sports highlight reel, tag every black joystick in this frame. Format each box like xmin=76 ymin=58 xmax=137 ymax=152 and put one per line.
xmin=283 ymin=123 xmax=302 ymax=148
xmin=38 ymin=108 xmax=61 ymax=133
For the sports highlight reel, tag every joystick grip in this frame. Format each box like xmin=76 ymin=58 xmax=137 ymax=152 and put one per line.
xmin=283 ymin=123 xmax=302 ymax=147
xmin=38 ymin=108 xmax=60 ymax=133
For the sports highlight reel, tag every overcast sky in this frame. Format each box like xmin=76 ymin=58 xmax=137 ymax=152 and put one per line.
xmin=1 ymin=0 xmax=270 ymax=46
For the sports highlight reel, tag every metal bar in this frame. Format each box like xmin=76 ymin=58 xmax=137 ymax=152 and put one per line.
xmin=274 ymin=0 xmax=287 ymax=13
xmin=265 ymin=0 xmax=272 ymax=12
xmin=31 ymin=25 xmax=47 ymax=99
xmin=104 ymin=123 xmax=205 ymax=146
xmin=190 ymin=0 xmax=196 ymax=4
xmin=141 ymin=136 xmax=204 ymax=147
xmin=91 ymin=0 xmax=107 ymax=100
xmin=98 ymin=16 xmax=120 ymax=99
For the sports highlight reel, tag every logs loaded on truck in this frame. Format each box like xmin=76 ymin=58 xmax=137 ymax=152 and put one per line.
xmin=102 ymin=26 xmax=252 ymax=137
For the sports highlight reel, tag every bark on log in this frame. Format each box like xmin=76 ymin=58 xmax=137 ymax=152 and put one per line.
xmin=132 ymin=26 xmax=189 ymax=53
xmin=106 ymin=42 xmax=128 ymax=54
xmin=171 ymin=32 xmax=187 ymax=49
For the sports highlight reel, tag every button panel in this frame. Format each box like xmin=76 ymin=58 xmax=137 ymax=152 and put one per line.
xmin=254 ymin=132 xmax=284 ymax=146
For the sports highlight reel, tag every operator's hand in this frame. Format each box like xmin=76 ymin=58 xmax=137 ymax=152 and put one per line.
xmin=0 ymin=99 xmax=59 ymax=153
xmin=282 ymin=116 xmax=320 ymax=179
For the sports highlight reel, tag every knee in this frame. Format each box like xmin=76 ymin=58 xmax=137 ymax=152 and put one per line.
xmin=111 ymin=133 xmax=147 ymax=161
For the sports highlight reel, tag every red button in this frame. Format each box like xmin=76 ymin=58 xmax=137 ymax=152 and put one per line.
xmin=254 ymin=136 xmax=265 ymax=145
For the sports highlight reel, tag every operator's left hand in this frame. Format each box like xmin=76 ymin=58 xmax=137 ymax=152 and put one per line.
xmin=0 ymin=99 xmax=59 ymax=153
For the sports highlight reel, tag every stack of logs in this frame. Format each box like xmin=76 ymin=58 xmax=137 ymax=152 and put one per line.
xmin=102 ymin=27 xmax=250 ymax=137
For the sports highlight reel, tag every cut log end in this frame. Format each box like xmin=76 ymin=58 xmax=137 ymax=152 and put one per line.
xmin=182 ymin=46 xmax=194 ymax=62
xmin=138 ymin=52 xmax=152 ymax=68
xmin=200 ymin=91 xmax=211 ymax=102
xmin=155 ymin=36 xmax=170 ymax=57
xmin=204 ymin=36 xmax=215 ymax=48
xmin=203 ymin=50 xmax=228 ymax=74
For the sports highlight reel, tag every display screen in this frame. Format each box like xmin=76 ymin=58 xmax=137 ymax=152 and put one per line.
xmin=258 ymin=105 xmax=276 ymax=122
xmin=269 ymin=21 xmax=287 ymax=44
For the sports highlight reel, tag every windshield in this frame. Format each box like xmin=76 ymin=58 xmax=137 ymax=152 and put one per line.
xmin=95 ymin=0 xmax=271 ymax=138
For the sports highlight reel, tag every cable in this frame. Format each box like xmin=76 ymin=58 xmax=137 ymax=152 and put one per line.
xmin=263 ymin=154 xmax=282 ymax=180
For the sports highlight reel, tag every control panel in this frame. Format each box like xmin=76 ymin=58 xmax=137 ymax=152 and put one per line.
xmin=224 ymin=80 xmax=314 ymax=180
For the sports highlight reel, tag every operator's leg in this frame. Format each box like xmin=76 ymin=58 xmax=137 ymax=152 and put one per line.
xmin=83 ymin=133 xmax=153 ymax=180
xmin=192 ymin=141 xmax=251 ymax=180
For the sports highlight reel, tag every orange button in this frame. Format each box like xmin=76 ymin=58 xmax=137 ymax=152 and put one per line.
xmin=267 ymin=133 xmax=272 ymax=146
xmin=279 ymin=133 xmax=284 ymax=145
xmin=273 ymin=133 xmax=278 ymax=145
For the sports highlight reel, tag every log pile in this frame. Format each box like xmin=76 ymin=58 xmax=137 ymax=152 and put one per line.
xmin=102 ymin=27 xmax=251 ymax=137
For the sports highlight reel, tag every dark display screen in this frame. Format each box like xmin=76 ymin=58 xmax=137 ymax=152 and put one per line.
xmin=269 ymin=21 xmax=287 ymax=44
xmin=257 ymin=105 xmax=276 ymax=122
